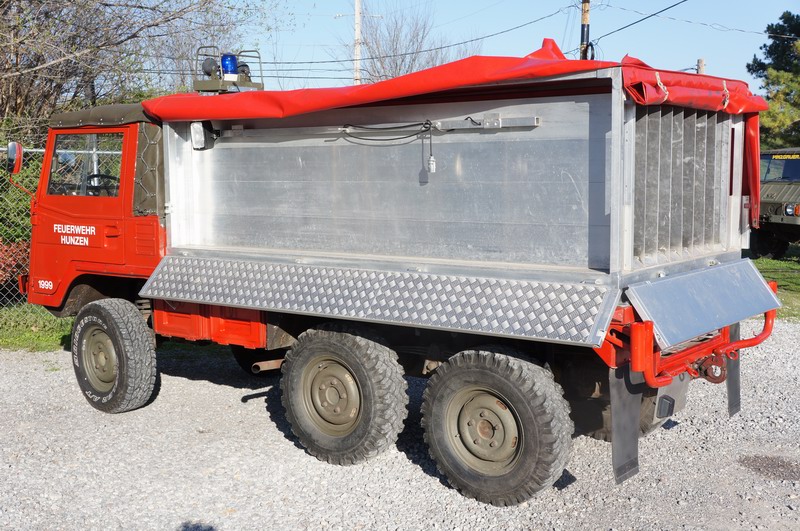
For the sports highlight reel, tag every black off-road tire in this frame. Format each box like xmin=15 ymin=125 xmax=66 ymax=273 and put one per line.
xmin=751 ymin=230 xmax=789 ymax=259
xmin=571 ymin=392 xmax=664 ymax=442
xmin=230 ymin=345 xmax=285 ymax=377
xmin=280 ymin=325 xmax=408 ymax=465
xmin=71 ymin=298 xmax=157 ymax=413
xmin=421 ymin=349 xmax=573 ymax=506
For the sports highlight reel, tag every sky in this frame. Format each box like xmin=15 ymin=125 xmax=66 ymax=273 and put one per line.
xmin=248 ymin=0 xmax=795 ymax=94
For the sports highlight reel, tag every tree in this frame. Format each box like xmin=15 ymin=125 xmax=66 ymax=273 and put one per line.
xmin=0 ymin=0 xmax=278 ymax=143
xmin=356 ymin=1 xmax=482 ymax=83
xmin=760 ymin=51 xmax=800 ymax=149
xmin=747 ymin=11 xmax=800 ymax=149
xmin=746 ymin=11 xmax=800 ymax=78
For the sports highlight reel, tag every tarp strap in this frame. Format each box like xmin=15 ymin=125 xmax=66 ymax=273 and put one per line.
xmin=743 ymin=113 xmax=761 ymax=227
xmin=654 ymin=72 xmax=669 ymax=104
xmin=722 ymin=80 xmax=730 ymax=110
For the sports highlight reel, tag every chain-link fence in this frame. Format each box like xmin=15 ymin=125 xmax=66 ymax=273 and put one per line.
xmin=1 ymin=146 xmax=45 ymax=335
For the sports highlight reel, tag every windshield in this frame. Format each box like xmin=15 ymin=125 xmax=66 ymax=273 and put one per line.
xmin=761 ymin=152 xmax=800 ymax=182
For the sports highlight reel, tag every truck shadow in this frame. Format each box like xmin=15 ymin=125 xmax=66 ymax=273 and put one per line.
xmin=245 ymin=374 xmax=451 ymax=486
xmin=395 ymin=376 xmax=449 ymax=486
xmin=156 ymin=343 xmax=269 ymax=391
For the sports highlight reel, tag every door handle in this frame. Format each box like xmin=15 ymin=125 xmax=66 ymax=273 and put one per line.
xmin=104 ymin=225 xmax=121 ymax=237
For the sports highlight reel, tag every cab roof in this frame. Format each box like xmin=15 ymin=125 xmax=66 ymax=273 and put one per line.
xmin=49 ymin=103 xmax=154 ymax=129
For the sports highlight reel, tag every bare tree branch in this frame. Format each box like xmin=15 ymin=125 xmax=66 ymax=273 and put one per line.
xmin=355 ymin=1 xmax=482 ymax=83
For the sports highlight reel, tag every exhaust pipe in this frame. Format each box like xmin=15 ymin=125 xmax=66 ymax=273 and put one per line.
xmin=251 ymin=359 xmax=284 ymax=373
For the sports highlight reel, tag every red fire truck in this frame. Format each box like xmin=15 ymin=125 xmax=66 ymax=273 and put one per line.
xmin=7 ymin=41 xmax=779 ymax=505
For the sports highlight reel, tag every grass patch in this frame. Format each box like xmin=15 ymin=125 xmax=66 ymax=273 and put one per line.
xmin=0 ymin=304 xmax=72 ymax=351
xmin=750 ymin=244 xmax=800 ymax=320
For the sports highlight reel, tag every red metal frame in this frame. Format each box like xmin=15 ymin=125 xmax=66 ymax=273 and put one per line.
xmin=594 ymin=282 xmax=778 ymax=388
xmin=153 ymin=300 xmax=268 ymax=349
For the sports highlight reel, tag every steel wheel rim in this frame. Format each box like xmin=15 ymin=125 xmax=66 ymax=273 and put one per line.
xmin=445 ymin=386 xmax=522 ymax=476
xmin=80 ymin=324 xmax=117 ymax=393
xmin=300 ymin=356 xmax=362 ymax=437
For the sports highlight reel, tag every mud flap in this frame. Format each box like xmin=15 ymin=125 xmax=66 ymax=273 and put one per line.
xmin=610 ymin=365 xmax=644 ymax=484
xmin=727 ymin=322 xmax=741 ymax=417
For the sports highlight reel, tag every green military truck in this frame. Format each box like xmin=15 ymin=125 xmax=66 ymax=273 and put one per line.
xmin=753 ymin=148 xmax=800 ymax=258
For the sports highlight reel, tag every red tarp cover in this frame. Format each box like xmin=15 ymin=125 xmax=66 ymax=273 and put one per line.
xmin=142 ymin=39 xmax=766 ymax=121
xmin=142 ymin=39 xmax=766 ymax=224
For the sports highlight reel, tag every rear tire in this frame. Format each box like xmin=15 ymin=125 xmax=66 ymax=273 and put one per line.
xmin=71 ymin=299 xmax=157 ymax=413
xmin=571 ymin=392 xmax=664 ymax=442
xmin=280 ymin=326 xmax=408 ymax=465
xmin=421 ymin=349 xmax=573 ymax=506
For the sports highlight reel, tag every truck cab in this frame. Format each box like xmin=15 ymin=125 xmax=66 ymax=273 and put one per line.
xmin=753 ymin=148 xmax=800 ymax=258
xmin=24 ymin=105 xmax=164 ymax=316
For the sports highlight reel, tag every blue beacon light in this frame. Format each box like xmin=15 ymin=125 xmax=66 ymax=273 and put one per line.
xmin=221 ymin=54 xmax=238 ymax=75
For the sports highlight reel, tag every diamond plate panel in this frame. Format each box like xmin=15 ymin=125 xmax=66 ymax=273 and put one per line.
xmin=140 ymin=256 xmax=620 ymax=346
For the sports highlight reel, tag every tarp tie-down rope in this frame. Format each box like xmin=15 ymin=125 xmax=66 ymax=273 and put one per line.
xmin=654 ymin=72 xmax=669 ymax=104
xmin=722 ymin=80 xmax=730 ymax=109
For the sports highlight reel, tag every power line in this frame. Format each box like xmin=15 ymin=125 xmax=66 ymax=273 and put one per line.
xmin=595 ymin=0 xmax=690 ymax=43
xmin=603 ymin=3 xmax=799 ymax=40
xmin=106 ymin=6 xmax=572 ymax=68
xmin=254 ymin=6 xmax=570 ymax=66
xmin=433 ymin=0 xmax=510 ymax=29
xmin=565 ymin=0 xmax=690 ymax=55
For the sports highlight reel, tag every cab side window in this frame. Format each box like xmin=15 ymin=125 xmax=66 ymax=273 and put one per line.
xmin=48 ymin=133 xmax=123 ymax=197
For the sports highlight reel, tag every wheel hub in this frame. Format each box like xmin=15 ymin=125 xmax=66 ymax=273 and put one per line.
xmin=457 ymin=394 xmax=518 ymax=463
xmin=303 ymin=359 xmax=361 ymax=435
xmin=81 ymin=325 xmax=117 ymax=393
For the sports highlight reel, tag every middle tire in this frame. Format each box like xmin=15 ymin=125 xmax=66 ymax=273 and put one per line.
xmin=280 ymin=326 xmax=408 ymax=465
xmin=422 ymin=349 xmax=573 ymax=506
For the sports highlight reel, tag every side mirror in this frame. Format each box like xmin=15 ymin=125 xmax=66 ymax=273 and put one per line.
xmin=7 ymin=142 xmax=22 ymax=175
xmin=5 ymin=141 xmax=34 ymax=199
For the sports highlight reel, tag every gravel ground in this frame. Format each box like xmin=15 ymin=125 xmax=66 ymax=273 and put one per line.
xmin=1 ymin=319 xmax=799 ymax=530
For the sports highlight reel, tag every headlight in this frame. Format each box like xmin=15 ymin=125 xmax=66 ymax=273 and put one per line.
xmin=785 ymin=204 xmax=796 ymax=216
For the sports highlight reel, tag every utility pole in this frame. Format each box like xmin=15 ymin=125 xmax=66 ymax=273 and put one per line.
xmin=354 ymin=0 xmax=362 ymax=85
xmin=696 ymin=58 xmax=706 ymax=74
xmin=579 ymin=0 xmax=591 ymax=60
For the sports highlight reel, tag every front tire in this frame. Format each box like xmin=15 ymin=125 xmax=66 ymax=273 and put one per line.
xmin=71 ymin=299 xmax=157 ymax=413
xmin=422 ymin=349 xmax=573 ymax=506
xmin=280 ymin=326 xmax=408 ymax=465
xmin=751 ymin=230 xmax=789 ymax=259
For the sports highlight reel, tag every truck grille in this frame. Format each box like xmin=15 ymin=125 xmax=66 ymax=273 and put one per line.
xmin=633 ymin=105 xmax=731 ymax=267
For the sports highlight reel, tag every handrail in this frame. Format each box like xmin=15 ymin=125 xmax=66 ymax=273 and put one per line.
xmin=714 ymin=281 xmax=778 ymax=356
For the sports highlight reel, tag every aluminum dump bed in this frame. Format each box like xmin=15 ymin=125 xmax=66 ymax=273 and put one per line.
xmin=140 ymin=40 xmax=778 ymax=350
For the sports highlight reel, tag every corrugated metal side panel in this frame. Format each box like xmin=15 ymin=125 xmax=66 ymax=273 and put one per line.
xmin=140 ymin=254 xmax=622 ymax=347
xmin=633 ymin=106 xmax=731 ymax=268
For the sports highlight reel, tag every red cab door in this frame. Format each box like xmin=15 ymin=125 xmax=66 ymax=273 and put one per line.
xmin=28 ymin=126 xmax=136 ymax=306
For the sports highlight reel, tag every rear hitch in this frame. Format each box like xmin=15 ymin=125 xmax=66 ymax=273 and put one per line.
xmin=696 ymin=354 xmax=727 ymax=384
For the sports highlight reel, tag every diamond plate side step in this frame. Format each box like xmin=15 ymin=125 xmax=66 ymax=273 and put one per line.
xmin=140 ymin=255 xmax=620 ymax=346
